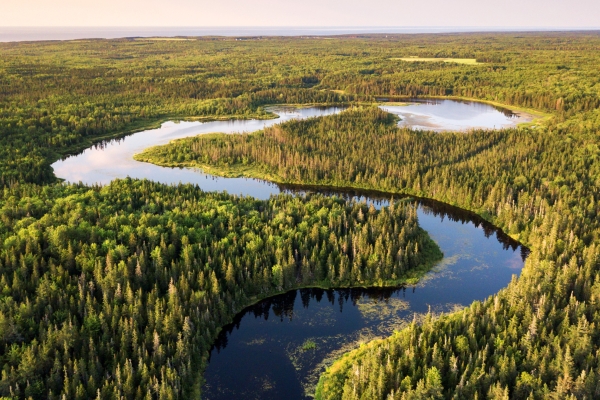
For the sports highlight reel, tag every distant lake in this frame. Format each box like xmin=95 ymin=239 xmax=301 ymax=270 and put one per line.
xmin=0 ymin=26 xmax=574 ymax=42
xmin=380 ymin=99 xmax=533 ymax=132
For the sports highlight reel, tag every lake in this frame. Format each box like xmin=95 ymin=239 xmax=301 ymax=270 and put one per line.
xmin=202 ymin=193 xmax=526 ymax=399
xmin=380 ymin=99 xmax=533 ymax=132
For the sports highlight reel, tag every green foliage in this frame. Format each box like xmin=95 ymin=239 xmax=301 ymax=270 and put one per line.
xmin=137 ymin=39 xmax=600 ymax=399
xmin=302 ymin=340 xmax=317 ymax=352
xmin=3 ymin=33 xmax=600 ymax=185
xmin=0 ymin=179 xmax=438 ymax=399
xmin=1 ymin=32 xmax=600 ymax=399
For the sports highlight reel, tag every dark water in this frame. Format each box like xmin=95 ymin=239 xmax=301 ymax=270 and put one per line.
xmin=50 ymin=102 xmax=528 ymax=399
xmin=202 ymin=190 xmax=526 ymax=399
xmin=0 ymin=27 xmax=536 ymax=42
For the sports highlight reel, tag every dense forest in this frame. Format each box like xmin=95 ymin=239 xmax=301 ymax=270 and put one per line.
xmin=0 ymin=179 xmax=439 ymax=399
xmin=137 ymin=44 xmax=600 ymax=399
xmin=2 ymin=32 xmax=600 ymax=186
xmin=145 ymin=108 xmax=600 ymax=398
xmin=1 ymin=32 xmax=600 ymax=399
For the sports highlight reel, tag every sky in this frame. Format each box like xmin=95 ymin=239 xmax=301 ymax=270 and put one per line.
xmin=1 ymin=0 xmax=599 ymax=28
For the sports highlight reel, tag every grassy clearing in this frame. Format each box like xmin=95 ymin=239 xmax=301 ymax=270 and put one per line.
xmin=392 ymin=57 xmax=482 ymax=65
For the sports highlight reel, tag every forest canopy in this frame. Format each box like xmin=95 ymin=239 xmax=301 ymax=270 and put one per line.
xmin=0 ymin=179 xmax=440 ymax=399
xmin=2 ymin=32 xmax=600 ymax=185
xmin=0 ymin=32 xmax=599 ymax=399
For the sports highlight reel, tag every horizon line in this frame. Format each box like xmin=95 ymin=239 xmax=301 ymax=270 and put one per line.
xmin=2 ymin=26 xmax=599 ymax=43
xmin=3 ymin=25 xmax=600 ymax=29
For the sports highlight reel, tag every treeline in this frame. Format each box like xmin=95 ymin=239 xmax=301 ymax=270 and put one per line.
xmin=2 ymin=33 xmax=600 ymax=186
xmin=0 ymin=88 xmax=351 ymax=186
xmin=142 ymin=105 xmax=600 ymax=398
xmin=0 ymin=179 xmax=440 ymax=399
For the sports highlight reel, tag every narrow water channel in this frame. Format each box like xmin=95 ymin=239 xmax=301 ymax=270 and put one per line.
xmin=51 ymin=100 xmax=530 ymax=399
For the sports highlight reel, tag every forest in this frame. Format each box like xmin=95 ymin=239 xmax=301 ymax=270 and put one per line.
xmin=0 ymin=32 xmax=600 ymax=399
xmin=2 ymin=32 xmax=600 ymax=187
xmin=138 ymin=95 xmax=600 ymax=399
xmin=0 ymin=179 xmax=439 ymax=399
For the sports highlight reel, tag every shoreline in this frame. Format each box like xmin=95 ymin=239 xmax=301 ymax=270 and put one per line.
xmin=375 ymin=95 xmax=550 ymax=127
xmin=49 ymin=99 xmax=536 ymax=393
xmin=189 ymin=226 xmax=443 ymax=397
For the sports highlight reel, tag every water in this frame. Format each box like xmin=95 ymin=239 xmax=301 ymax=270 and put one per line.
xmin=52 ymin=101 xmax=528 ymax=189
xmin=50 ymin=101 xmax=528 ymax=399
xmin=203 ymin=195 xmax=525 ymax=399
xmin=52 ymin=106 xmax=345 ymax=198
xmin=380 ymin=99 xmax=533 ymax=132
xmin=0 ymin=27 xmax=559 ymax=42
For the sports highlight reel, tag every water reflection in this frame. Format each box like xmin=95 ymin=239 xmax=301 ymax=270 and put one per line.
xmin=48 ymin=102 xmax=531 ymax=399
xmin=203 ymin=189 xmax=528 ymax=399
xmin=279 ymin=184 xmax=528 ymax=261
xmin=378 ymin=97 xmax=518 ymax=118
xmin=378 ymin=98 xmax=532 ymax=132
xmin=52 ymin=106 xmax=347 ymax=187
xmin=52 ymin=100 xmax=532 ymax=187
xmin=215 ymin=287 xmax=414 ymax=352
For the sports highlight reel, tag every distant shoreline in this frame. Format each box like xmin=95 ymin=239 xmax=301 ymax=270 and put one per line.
xmin=1 ymin=26 xmax=599 ymax=42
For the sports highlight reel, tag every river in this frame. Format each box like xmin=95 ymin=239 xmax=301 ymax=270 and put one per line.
xmin=51 ymin=100 xmax=530 ymax=399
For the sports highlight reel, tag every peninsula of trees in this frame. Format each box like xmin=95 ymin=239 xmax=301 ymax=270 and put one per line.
xmin=0 ymin=180 xmax=440 ymax=398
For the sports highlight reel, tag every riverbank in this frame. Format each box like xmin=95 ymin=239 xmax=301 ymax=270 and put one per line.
xmin=62 ymin=101 xmax=534 ymax=398
xmin=133 ymin=100 xmax=549 ymax=246
xmin=189 ymin=226 xmax=443 ymax=398
xmin=49 ymin=104 xmax=355 ymax=183
xmin=49 ymin=112 xmax=278 ymax=177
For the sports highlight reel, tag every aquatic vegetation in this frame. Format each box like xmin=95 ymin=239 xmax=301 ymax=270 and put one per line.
xmin=302 ymin=340 xmax=317 ymax=352
xmin=355 ymin=297 xmax=410 ymax=325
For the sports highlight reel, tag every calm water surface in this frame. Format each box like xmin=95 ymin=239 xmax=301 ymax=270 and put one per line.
xmin=380 ymin=99 xmax=532 ymax=132
xmin=52 ymin=100 xmax=528 ymax=188
xmin=52 ymin=106 xmax=344 ymax=198
xmin=51 ymin=101 xmax=528 ymax=399
xmin=202 ymin=191 xmax=526 ymax=399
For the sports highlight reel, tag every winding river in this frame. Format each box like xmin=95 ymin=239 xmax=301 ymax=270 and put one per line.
xmin=52 ymin=100 xmax=531 ymax=399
